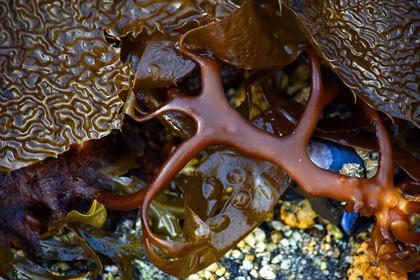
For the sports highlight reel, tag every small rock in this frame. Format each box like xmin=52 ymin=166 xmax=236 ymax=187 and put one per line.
xmin=259 ymin=265 xmax=277 ymax=279
xmin=271 ymin=220 xmax=283 ymax=231
xmin=231 ymin=249 xmax=243 ymax=259
xmin=292 ymin=231 xmax=302 ymax=241
xmin=245 ymin=254 xmax=255 ymax=261
xmin=271 ymin=231 xmax=282 ymax=243
xmin=280 ymin=259 xmax=292 ymax=270
xmin=244 ymin=233 xmax=256 ymax=247
xmin=255 ymin=241 xmax=267 ymax=253
xmin=284 ymin=230 xmax=293 ymax=237
xmin=215 ymin=266 xmax=226 ymax=277
xmin=345 ymin=256 xmax=354 ymax=264
xmin=242 ymin=260 xmax=254 ymax=270
xmin=56 ymin=262 xmax=71 ymax=271
xmin=327 ymin=224 xmax=343 ymax=240
xmin=236 ymin=240 xmax=246 ymax=249
xmin=280 ymin=239 xmax=290 ymax=247
xmin=187 ymin=274 xmax=200 ymax=280
xmin=250 ymin=269 xmax=259 ymax=278
xmin=204 ymin=270 xmax=212 ymax=279
xmin=207 ymin=263 xmax=218 ymax=273
xmin=271 ymin=254 xmax=283 ymax=264
xmin=254 ymin=228 xmax=267 ymax=242
xmin=266 ymin=243 xmax=278 ymax=252
xmin=320 ymin=261 xmax=328 ymax=270
xmin=314 ymin=224 xmax=324 ymax=231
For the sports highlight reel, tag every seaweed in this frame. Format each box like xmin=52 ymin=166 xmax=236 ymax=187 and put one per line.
xmin=0 ymin=0 xmax=420 ymax=278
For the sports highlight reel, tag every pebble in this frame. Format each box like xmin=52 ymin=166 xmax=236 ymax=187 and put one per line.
xmin=280 ymin=238 xmax=290 ymax=247
xmin=207 ymin=263 xmax=218 ymax=273
xmin=215 ymin=266 xmax=226 ymax=276
xmin=326 ymin=224 xmax=343 ymax=240
xmin=271 ymin=254 xmax=284 ymax=264
xmin=266 ymin=243 xmax=278 ymax=252
xmin=259 ymin=264 xmax=278 ymax=279
xmin=284 ymin=229 xmax=293 ymax=237
xmin=280 ymin=259 xmax=292 ymax=270
xmin=56 ymin=262 xmax=71 ymax=271
xmin=188 ymin=274 xmax=200 ymax=280
xmin=204 ymin=270 xmax=212 ymax=279
xmin=250 ymin=269 xmax=259 ymax=278
xmin=231 ymin=249 xmax=243 ymax=259
xmin=244 ymin=233 xmax=256 ymax=247
xmin=242 ymin=260 xmax=254 ymax=270
xmin=245 ymin=254 xmax=255 ymax=261
xmin=254 ymin=228 xmax=267 ymax=242
xmin=255 ymin=241 xmax=267 ymax=253
xmin=271 ymin=220 xmax=283 ymax=231
xmin=345 ymin=256 xmax=354 ymax=264
xmin=292 ymin=231 xmax=302 ymax=241
xmin=271 ymin=231 xmax=282 ymax=243
xmin=236 ymin=240 xmax=246 ymax=249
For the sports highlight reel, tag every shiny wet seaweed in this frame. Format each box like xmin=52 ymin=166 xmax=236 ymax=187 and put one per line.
xmin=0 ymin=0 xmax=420 ymax=278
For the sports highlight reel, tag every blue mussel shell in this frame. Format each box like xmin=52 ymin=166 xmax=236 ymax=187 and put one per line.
xmin=282 ymin=138 xmax=373 ymax=236
xmin=307 ymin=139 xmax=373 ymax=236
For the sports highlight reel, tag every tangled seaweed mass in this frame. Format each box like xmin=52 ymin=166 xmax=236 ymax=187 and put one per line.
xmin=0 ymin=0 xmax=419 ymax=278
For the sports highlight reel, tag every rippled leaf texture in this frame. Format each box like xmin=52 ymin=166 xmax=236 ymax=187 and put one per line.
xmin=183 ymin=0 xmax=306 ymax=69
xmin=282 ymin=0 xmax=420 ymax=125
xmin=1 ymin=0 xmax=209 ymax=171
xmin=0 ymin=0 xmax=137 ymax=171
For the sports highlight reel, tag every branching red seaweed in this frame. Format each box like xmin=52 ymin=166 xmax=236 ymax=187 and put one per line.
xmin=94 ymin=35 xmax=420 ymax=277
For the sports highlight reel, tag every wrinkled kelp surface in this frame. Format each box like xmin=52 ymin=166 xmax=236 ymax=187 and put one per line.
xmin=283 ymin=0 xmax=420 ymax=125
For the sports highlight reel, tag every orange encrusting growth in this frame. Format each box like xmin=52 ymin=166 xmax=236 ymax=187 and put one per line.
xmin=348 ymin=242 xmax=407 ymax=280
